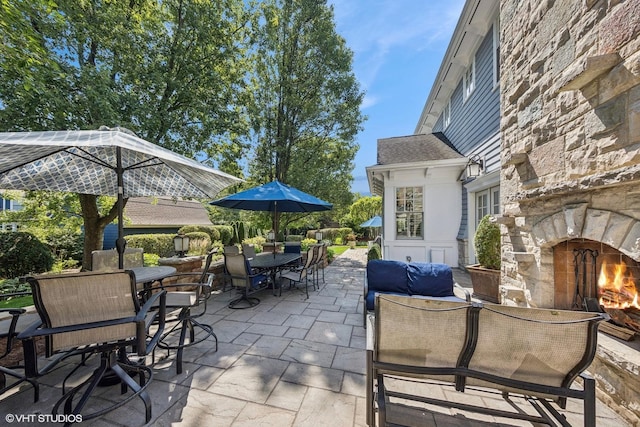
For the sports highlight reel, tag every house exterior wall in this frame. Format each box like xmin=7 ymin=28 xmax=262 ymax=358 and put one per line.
xmin=433 ymin=23 xmax=501 ymax=159
xmin=431 ymin=20 xmax=502 ymax=267
xmin=382 ymin=165 xmax=462 ymax=266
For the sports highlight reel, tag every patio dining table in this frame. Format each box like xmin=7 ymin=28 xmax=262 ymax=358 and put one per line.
xmin=249 ymin=253 xmax=302 ymax=294
xmin=128 ymin=266 xmax=177 ymax=298
xmin=129 ymin=266 xmax=177 ymax=285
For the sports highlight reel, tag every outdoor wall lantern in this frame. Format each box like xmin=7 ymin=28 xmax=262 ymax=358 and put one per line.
xmin=173 ymin=233 xmax=190 ymax=257
xmin=315 ymin=231 xmax=323 ymax=242
xmin=267 ymin=230 xmax=275 ymax=241
xmin=465 ymin=154 xmax=484 ymax=178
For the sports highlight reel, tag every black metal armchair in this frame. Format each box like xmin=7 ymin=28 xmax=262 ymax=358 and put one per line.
xmin=19 ymin=271 xmax=166 ymax=425
xmin=145 ymin=250 xmax=218 ymax=375
xmin=224 ymin=252 xmax=271 ymax=309
xmin=0 ymin=298 xmax=39 ymax=401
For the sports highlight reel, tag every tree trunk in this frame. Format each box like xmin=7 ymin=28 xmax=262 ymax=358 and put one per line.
xmin=79 ymin=194 xmax=121 ymax=271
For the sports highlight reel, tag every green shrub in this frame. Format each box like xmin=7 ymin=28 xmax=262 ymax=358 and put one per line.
xmin=367 ymin=243 xmax=382 ymax=261
xmin=300 ymin=238 xmax=317 ymax=252
xmin=285 ymin=234 xmax=304 ymax=242
xmin=326 ymin=247 xmax=335 ymax=263
xmin=178 ymin=225 xmax=220 ymax=243
xmin=474 ymin=215 xmax=501 ymax=270
xmin=242 ymin=236 xmax=266 ymax=253
xmin=125 ymin=234 xmax=175 ymax=257
xmin=144 ymin=253 xmax=160 ymax=266
xmin=184 ymin=231 xmax=212 ymax=255
xmin=306 ymin=228 xmax=352 ymax=244
xmin=45 ymin=230 xmax=84 ymax=263
xmin=0 ymin=232 xmax=54 ymax=278
xmin=212 ymin=225 xmax=233 ymax=245
xmin=0 ymin=278 xmax=30 ymax=294
xmin=51 ymin=258 xmax=80 ymax=273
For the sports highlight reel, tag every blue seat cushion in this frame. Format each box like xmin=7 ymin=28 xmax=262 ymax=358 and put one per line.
xmin=251 ymin=273 xmax=268 ymax=288
xmin=366 ymin=259 xmax=408 ymax=294
xmin=407 ymin=263 xmax=454 ymax=297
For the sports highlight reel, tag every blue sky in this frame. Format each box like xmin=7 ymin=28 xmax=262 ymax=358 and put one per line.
xmin=328 ymin=0 xmax=465 ymax=194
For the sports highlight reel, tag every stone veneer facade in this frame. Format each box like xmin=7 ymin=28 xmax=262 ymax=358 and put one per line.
xmin=499 ymin=0 xmax=640 ymax=422
xmin=500 ymin=0 xmax=640 ymax=304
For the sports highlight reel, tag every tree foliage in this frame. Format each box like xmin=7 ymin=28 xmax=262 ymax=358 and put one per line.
xmin=0 ymin=0 xmax=367 ymax=268
xmin=0 ymin=0 xmax=252 ymax=269
xmin=245 ymin=0 xmax=365 ymax=230
xmin=348 ymin=196 xmax=382 ymax=227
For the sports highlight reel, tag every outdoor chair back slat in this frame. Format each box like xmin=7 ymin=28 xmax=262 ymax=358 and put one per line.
xmin=28 ymin=271 xmax=138 ymax=353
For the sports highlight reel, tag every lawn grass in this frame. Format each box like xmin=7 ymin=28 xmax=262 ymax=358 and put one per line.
xmin=0 ymin=295 xmax=34 ymax=309
xmin=330 ymin=245 xmax=350 ymax=257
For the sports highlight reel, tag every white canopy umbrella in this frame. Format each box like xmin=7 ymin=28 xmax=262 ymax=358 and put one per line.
xmin=0 ymin=128 xmax=242 ymax=268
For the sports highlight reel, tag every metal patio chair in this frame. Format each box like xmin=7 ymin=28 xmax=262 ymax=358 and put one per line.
xmin=146 ymin=250 xmax=218 ymax=374
xmin=279 ymin=246 xmax=316 ymax=299
xmin=19 ymin=271 xmax=166 ymax=424
xmin=224 ymin=252 xmax=271 ymax=309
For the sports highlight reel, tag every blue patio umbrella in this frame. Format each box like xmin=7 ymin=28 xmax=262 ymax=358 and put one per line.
xmin=360 ymin=215 xmax=382 ymax=228
xmin=210 ymin=180 xmax=332 ymax=237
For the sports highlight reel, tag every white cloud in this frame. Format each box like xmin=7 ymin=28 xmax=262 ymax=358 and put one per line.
xmin=361 ymin=94 xmax=379 ymax=110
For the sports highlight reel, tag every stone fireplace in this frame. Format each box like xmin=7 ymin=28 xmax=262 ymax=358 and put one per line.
xmin=499 ymin=0 xmax=640 ymax=422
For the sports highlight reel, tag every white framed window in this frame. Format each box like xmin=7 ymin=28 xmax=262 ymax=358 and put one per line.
xmin=463 ymin=58 xmax=476 ymax=101
xmin=396 ymin=186 xmax=423 ymax=239
xmin=492 ymin=20 xmax=500 ymax=88
xmin=443 ymin=99 xmax=451 ymax=129
xmin=476 ymin=185 xmax=500 ymax=226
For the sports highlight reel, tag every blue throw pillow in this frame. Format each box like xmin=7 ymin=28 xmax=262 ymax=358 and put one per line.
xmin=407 ymin=263 xmax=454 ymax=297
xmin=366 ymin=259 xmax=408 ymax=294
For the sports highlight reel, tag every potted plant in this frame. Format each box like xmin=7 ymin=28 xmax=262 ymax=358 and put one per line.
xmin=346 ymin=233 xmax=357 ymax=249
xmin=467 ymin=215 xmax=501 ymax=303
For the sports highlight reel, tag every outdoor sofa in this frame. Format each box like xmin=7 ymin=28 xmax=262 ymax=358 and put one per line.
xmin=365 ymin=293 xmax=608 ymax=426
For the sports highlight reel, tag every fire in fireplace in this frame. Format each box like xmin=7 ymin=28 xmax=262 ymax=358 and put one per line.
xmin=598 ymin=260 xmax=640 ymax=310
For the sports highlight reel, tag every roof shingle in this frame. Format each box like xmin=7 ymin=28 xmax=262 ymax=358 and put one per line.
xmin=377 ymin=133 xmax=462 ymax=165
xmin=124 ymin=197 xmax=212 ymax=227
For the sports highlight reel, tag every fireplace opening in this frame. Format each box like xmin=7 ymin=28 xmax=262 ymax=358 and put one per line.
xmin=553 ymin=239 xmax=640 ymax=334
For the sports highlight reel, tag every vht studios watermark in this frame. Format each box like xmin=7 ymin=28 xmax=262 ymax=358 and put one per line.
xmin=5 ymin=413 xmax=83 ymax=424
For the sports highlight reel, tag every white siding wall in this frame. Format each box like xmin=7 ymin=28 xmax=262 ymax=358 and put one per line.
xmin=382 ymin=165 xmax=462 ymax=266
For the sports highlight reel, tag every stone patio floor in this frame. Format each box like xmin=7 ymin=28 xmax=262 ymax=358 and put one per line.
xmin=0 ymin=248 xmax=630 ymax=426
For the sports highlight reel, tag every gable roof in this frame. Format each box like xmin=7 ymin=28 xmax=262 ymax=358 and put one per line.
xmin=376 ymin=133 xmax=463 ymax=165
xmin=124 ymin=197 xmax=212 ymax=227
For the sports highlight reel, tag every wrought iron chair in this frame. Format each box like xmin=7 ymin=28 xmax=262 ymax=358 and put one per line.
xmin=224 ymin=252 xmax=271 ymax=309
xmin=19 ymin=271 xmax=166 ymax=424
xmin=279 ymin=247 xmax=316 ymax=299
xmin=146 ymin=250 xmax=218 ymax=374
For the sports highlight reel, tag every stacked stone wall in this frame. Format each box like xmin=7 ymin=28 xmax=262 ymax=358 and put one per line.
xmin=500 ymin=1 xmax=640 ymax=421
xmin=500 ymin=0 xmax=640 ymax=298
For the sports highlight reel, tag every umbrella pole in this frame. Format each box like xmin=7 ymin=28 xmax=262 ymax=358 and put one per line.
xmin=273 ymin=201 xmax=277 ymax=258
xmin=116 ymin=147 xmax=126 ymax=269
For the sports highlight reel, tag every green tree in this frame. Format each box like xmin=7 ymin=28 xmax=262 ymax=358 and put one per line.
xmin=348 ymin=196 xmax=382 ymax=227
xmin=0 ymin=0 xmax=252 ymax=269
xmin=245 ymin=0 xmax=365 ymax=232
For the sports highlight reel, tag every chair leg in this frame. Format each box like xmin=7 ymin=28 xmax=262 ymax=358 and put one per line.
xmin=54 ymin=350 xmax=154 ymax=424
xmin=158 ymin=308 xmax=218 ymax=374
xmin=229 ymin=294 xmax=260 ymax=309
